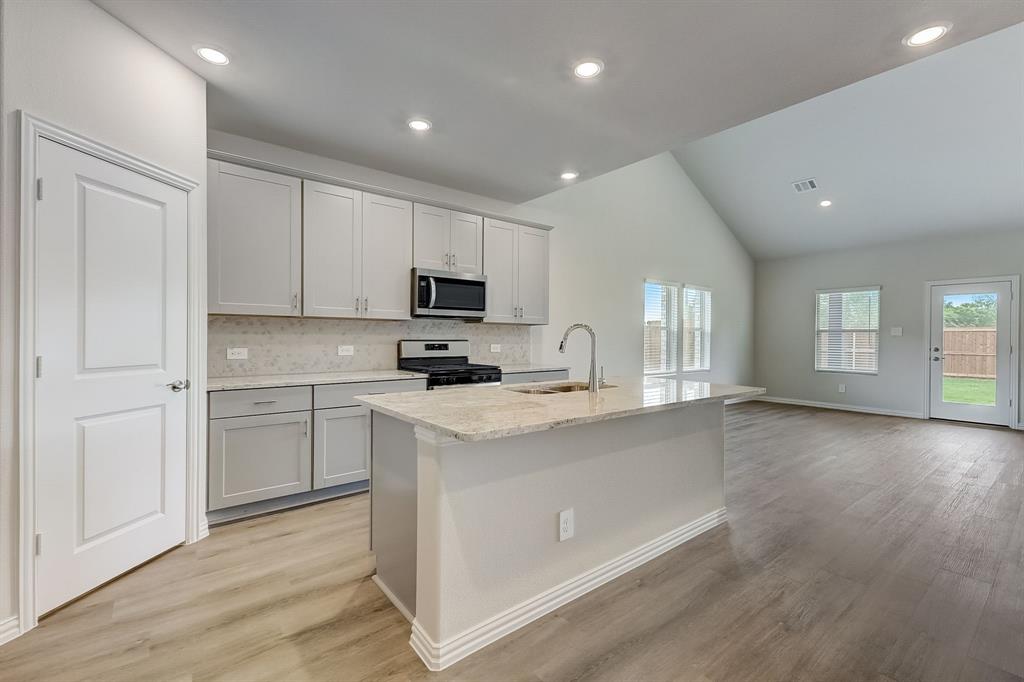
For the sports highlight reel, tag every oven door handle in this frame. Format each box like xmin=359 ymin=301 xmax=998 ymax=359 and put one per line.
xmin=428 ymin=276 xmax=437 ymax=308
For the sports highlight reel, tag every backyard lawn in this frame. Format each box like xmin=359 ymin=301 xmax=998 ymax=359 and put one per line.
xmin=943 ymin=377 xmax=996 ymax=405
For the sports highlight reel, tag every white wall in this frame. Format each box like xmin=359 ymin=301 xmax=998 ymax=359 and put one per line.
xmin=755 ymin=229 xmax=1024 ymax=423
xmin=0 ymin=0 xmax=206 ymax=632
xmin=524 ymin=152 xmax=755 ymax=385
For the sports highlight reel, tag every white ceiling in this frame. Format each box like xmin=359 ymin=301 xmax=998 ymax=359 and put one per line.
xmin=675 ymin=23 xmax=1024 ymax=259
xmin=96 ymin=0 xmax=1024 ymax=203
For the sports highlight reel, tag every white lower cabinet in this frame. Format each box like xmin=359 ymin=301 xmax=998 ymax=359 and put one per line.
xmin=314 ymin=406 xmax=370 ymax=489
xmin=208 ymin=411 xmax=312 ymax=511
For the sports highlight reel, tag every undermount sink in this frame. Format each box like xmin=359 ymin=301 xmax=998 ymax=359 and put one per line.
xmin=506 ymin=381 xmax=617 ymax=395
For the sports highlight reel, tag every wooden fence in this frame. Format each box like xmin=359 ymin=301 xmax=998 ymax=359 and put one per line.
xmin=943 ymin=328 xmax=996 ymax=379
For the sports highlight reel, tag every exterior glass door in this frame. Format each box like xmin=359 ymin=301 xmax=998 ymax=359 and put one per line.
xmin=929 ymin=281 xmax=1012 ymax=425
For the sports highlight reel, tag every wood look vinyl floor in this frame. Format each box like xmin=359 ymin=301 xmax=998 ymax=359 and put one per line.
xmin=2 ymin=403 xmax=1023 ymax=682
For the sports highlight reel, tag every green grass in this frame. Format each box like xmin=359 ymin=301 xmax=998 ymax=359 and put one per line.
xmin=942 ymin=377 xmax=996 ymax=406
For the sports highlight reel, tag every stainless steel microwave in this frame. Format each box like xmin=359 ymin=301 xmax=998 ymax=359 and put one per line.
xmin=412 ymin=268 xmax=487 ymax=319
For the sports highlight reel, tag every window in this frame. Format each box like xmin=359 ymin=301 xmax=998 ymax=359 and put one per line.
xmin=644 ymin=280 xmax=712 ymax=375
xmin=815 ymin=287 xmax=880 ymax=373
xmin=682 ymin=286 xmax=711 ymax=371
xmin=644 ymin=280 xmax=678 ymax=375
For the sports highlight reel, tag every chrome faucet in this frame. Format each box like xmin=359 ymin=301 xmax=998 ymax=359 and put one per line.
xmin=558 ymin=323 xmax=599 ymax=393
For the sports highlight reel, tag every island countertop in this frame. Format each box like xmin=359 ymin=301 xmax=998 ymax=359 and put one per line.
xmin=358 ymin=376 xmax=765 ymax=442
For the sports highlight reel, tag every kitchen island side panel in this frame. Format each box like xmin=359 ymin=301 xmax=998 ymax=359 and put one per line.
xmin=416 ymin=400 xmax=726 ymax=645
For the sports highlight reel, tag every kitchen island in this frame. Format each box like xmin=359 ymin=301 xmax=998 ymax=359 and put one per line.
xmin=359 ymin=376 xmax=764 ymax=671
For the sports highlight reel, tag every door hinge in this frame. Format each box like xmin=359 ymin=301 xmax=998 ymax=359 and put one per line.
xmin=34 ymin=533 xmax=42 ymax=556
xmin=34 ymin=355 xmax=42 ymax=378
xmin=36 ymin=178 xmax=43 ymax=201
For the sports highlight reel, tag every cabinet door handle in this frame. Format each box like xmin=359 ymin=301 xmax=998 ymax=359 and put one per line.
xmin=355 ymin=297 xmax=360 ymax=313
xmin=303 ymin=419 xmax=308 ymax=438
xmin=252 ymin=400 xmax=278 ymax=405
xmin=452 ymin=253 xmax=457 ymax=270
xmin=444 ymin=252 xmax=450 ymax=267
xmin=292 ymin=293 xmax=298 ymax=310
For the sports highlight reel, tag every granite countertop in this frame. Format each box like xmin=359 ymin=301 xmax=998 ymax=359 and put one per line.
xmin=207 ymin=369 xmax=427 ymax=391
xmin=358 ymin=376 xmax=765 ymax=442
xmin=499 ymin=363 xmax=571 ymax=374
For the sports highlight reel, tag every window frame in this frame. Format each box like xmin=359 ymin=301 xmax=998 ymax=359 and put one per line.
xmin=643 ymin=279 xmax=713 ymax=377
xmin=680 ymin=284 xmax=712 ymax=373
xmin=813 ymin=285 xmax=881 ymax=376
xmin=643 ymin=278 xmax=681 ymax=376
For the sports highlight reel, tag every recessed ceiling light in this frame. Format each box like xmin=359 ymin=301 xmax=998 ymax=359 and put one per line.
xmin=560 ymin=171 xmax=579 ymax=181
xmin=407 ymin=118 xmax=432 ymax=132
xmin=195 ymin=46 xmax=230 ymax=65
xmin=819 ymin=200 xmax=833 ymax=208
xmin=573 ymin=60 xmax=604 ymax=79
xmin=903 ymin=23 xmax=951 ymax=47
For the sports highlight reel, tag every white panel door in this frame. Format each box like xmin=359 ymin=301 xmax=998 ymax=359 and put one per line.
xmin=362 ymin=192 xmax=412 ymax=320
xmin=413 ymin=203 xmax=451 ymax=272
xmin=483 ymin=218 xmax=518 ymax=324
xmin=517 ymin=226 xmax=549 ymax=325
xmin=313 ymin=407 xmax=370 ymax=488
xmin=303 ymin=181 xmax=362 ymax=318
xmin=34 ymin=138 xmax=188 ymax=615
xmin=451 ymin=211 xmax=483 ymax=275
xmin=929 ymin=281 xmax=1013 ymax=426
xmin=208 ymin=160 xmax=301 ymax=316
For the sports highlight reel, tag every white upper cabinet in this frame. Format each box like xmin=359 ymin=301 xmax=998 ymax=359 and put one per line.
xmin=413 ymin=204 xmax=483 ymax=275
xmin=483 ymin=218 xmax=549 ymax=325
xmin=483 ymin=218 xmax=519 ymax=324
xmin=362 ymin=193 xmax=413 ymax=320
xmin=208 ymin=160 xmax=301 ymax=315
xmin=517 ymin=226 xmax=550 ymax=325
xmin=413 ymin=203 xmax=451 ymax=272
xmin=450 ymin=211 xmax=483 ymax=275
xmin=303 ymin=181 xmax=362 ymax=318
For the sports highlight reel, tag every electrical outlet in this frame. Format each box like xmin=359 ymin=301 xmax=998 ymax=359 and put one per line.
xmin=337 ymin=345 xmax=354 ymax=356
xmin=838 ymin=384 xmax=846 ymax=393
xmin=558 ymin=508 xmax=574 ymax=542
xmin=226 ymin=347 xmax=248 ymax=360
xmin=890 ymin=327 xmax=903 ymax=337
xmin=490 ymin=344 xmax=501 ymax=353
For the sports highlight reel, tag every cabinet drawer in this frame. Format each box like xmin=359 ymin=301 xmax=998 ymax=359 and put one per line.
xmin=501 ymin=370 xmax=569 ymax=385
xmin=314 ymin=378 xmax=426 ymax=409
xmin=210 ymin=386 xmax=312 ymax=419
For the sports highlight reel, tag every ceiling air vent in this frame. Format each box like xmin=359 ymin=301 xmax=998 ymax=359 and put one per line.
xmin=792 ymin=178 xmax=818 ymax=193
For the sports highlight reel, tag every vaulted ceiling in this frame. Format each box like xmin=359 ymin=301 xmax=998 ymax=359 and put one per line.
xmin=97 ymin=0 xmax=1024 ymax=203
xmin=675 ymin=23 xmax=1024 ymax=259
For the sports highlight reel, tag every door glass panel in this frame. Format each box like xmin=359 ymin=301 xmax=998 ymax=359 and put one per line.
xmin=942 ymin=293 xmax=997 ymax=406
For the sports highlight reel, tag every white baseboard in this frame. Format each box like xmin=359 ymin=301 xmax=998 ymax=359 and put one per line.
xmin=372 ymin=575 xmax=413 ymax=623
xmin=409 ymin=507 xmax=728 ymax=671
xmin=755 ymin=396 xmax=925 ymax=420
xmin=0 ymin=615 xmax=21 ymax=646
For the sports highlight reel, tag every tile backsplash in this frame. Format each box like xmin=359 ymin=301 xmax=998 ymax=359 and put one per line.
xmin=208 ymin=315 xmax=532 ymax=377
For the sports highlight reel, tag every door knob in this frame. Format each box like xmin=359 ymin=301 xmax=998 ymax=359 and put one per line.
xmin=932 ymin=347 xmax=940 ymax=352
xmin=932 ymin=357 xmax=942 ymax=362
xmin=167 ymin=379 xmax=190 ymax=392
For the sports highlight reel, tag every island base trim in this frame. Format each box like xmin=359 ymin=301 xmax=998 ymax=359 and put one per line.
xmin=372 ymin=575 xmax=414 ymax=623
xmin=409 ymin=506 xmax=728 ymax=671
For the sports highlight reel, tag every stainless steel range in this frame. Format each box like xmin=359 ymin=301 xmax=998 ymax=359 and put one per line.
xmin=398 ymin=340 xmax=501 ymax=390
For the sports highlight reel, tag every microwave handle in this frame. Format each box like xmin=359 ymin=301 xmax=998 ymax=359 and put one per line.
xmin=428 ymin=276 xmax=437 ymax=308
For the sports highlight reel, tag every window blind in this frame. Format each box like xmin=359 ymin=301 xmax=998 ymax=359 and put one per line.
xmin=682 ymin=286 xmax=711 ymax=371
xmin=815 ymin=287 xmax=880 ymax=373
xmin=644 ymin=280 xmax=679 ymax=374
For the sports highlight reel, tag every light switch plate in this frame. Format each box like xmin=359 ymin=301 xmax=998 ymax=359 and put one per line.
xmin=226 ymin=347 xmax=248 ymax=360
xmin=337 ymin=345 xmax=355 ymax=356
xmin=838 ymin=384 xmax=846 ymax=393
xmin=490 ymin=344 xmax=501 ymax=353
xmin=890 ymin=327 xmax=903 ymax=337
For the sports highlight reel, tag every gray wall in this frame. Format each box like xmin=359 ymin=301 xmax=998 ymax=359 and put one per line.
xmin=0 ymin=0 xmax=206 ymax=630
xmin=526 ymin=152 xmax=755 ymax=386
xmin=755 ymin=228 xmax=1024 ymax=423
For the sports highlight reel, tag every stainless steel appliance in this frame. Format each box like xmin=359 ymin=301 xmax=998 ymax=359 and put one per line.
xmin=398 ymin=340 xmax=501 ymax=389
xmin=411 ymin=268 xmax=487 ymax=319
